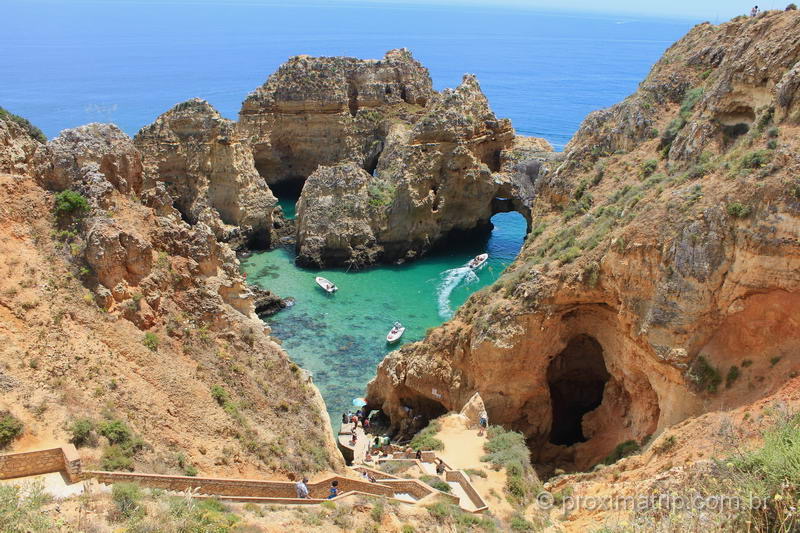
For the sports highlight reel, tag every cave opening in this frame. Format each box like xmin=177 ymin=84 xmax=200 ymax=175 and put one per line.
xmin=547 ymin=334 xmax=610 ymax=446
xmin=270 ymin=180 xmax=305 ymax=220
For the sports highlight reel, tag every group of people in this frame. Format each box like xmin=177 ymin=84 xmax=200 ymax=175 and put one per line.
xmin=342 ymin=409 xmax=373 ymax=446
xmin=294 ymin=477 xmax=340 ymax=500
xmin=751 ymin=5 xmax=760 ymax=16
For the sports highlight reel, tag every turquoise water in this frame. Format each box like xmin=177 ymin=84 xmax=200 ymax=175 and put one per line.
xmin=277 ymin=197 xmax=297 ymax=220
xmin=242 ymin=212 xmax=526 ymax=422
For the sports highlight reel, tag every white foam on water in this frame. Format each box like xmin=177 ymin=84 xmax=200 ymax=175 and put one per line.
xmin=437 ymin=265 xmax=478 ymax=320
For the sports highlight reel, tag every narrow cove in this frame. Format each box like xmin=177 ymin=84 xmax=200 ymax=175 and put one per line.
xmin=242 ymin=210 xmax=528 ymax=424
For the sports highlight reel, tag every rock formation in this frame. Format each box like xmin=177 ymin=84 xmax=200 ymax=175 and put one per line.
xmin=238 ymin=48 xmax=433 ymax=190
xmin=135 ymin=98 xmax=277 ymax=249
xmin=0 ymin=113 xmax=343 ymax=476
xmin=367 ymin=10 xmax=800 ymax=473
xmin=0 ymin=111 xmax=43 ymax=176
xmin=291 ymin=72 xmax=546 ymax=267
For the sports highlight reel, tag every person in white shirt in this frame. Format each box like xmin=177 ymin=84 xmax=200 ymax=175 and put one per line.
xmin=295 ymin=477 xmax=309 ymax=499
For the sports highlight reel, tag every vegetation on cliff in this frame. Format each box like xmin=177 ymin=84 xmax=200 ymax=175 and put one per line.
xmin=0 ymin=106 xmax=46 ymax=144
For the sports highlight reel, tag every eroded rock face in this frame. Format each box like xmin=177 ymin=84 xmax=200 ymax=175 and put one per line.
xmin=296 ymin=163 xmax=386 ymax=267
xmin=0 ymin=113 xmax=345 ymax=476
xmin=36 ymin=123 xmax=143 ymax=205
xmin=0 ymin=116 xmax=42 ymax=177
xmin=293 ymin=75 xmax=542 ymax=267
xmin=367 ymin=10 xmax=800 ymax=473
xmin=135 ymin=99 xmax=277 ymax=249
xmin=239 ymin=48 xmax=433 ymax=188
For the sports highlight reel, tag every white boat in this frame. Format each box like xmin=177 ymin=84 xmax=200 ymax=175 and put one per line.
xmin=315 ymin=276 xmax=337 ymax=293
xmin=468 ymin=253 xmax=489 ymax=270
xmin=386 ymin=322 xmax=405 ymax=343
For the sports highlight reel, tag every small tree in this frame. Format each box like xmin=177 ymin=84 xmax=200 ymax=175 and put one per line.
xmin=68 ymin=418 xmax=95 ymax=447
xmin=0 ymin=411 xmax=23 ymax=448
xmin=111 ymin=482 xmax=142 ymax=518
xmin=142 ymin=332 xmax=159 ymax=351
xmin=53 ymin=190 xmax=89 ymax=217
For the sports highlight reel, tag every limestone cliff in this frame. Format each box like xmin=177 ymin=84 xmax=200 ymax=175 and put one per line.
xmin=239 ymin=48 xmax=433 ymax=189
xmin=0 ymin=114 xmax=343 ymax=477
xmin=367 ymin=10 xmax=800 ymax=473
xmin=135 ymin=98 xmax=277 ymax=249
xmin=292 ymin=73 xmax=542 ymax=267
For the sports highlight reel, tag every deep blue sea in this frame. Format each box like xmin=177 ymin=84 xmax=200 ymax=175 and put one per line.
xmin=1 ymin=0 xmax=697 ymax=422
xmin=1 ymin=1 xmax=695 ymax=149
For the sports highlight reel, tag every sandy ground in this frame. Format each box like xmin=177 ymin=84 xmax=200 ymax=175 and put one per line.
xmin=0 ymin=471 xmax=91 ymax=499
xmin=434 ymin=413 xmax=516 ymax=518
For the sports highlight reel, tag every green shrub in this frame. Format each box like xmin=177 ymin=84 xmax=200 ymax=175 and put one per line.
xmin=184 ymin=464 xmax=198 ymax=477
xmin=726 ymin=366 xmax=741 ymax=388
xmin=401 ymin=525 xmax=415 ymax=533
xmin=142 ymin=332 xmax=159 ymax=351
xmin=211 ymin=385 xmax=230 ymax=406
xmin=0 ymin=411 xmax=23 ymax=449
xmin=68 ymin=417 xmax=95 ymax=447
xmin=101 ymin=445 xmax=134 ymax=471
xmin=112 ymin=482 xmax=142 ymax=518
xmin=465 ymin=468 xmax=487 ymax=478
xmin=370 ymin=499 xmax=385 ymax=522
xmin=164 ymin=495 xmax=240 ymax=530
xmin=660 ymin=116 xmax=686 ymax=151
xmin=689 ymin=355 xmax=722 ymax=393
xmin=602 ymin=440 xmax=640 ymax=464
xmin=510 ymin=513 xmax=537 ymax=531
xmin=420 ymin=475 xmax=451 ymax=493
xmin=724 ymin=412 xmax=800 ymax=530
xmin=409 ymin=421 xmax=444 ymax=451
xmin=98 ymin=419 xmax=133 ymax=445
xmin=367 ymin=180 xmax=396 ymax=208
xmin=767 ymin=139 xmax=778 ymax=150
xmin=481 ymin=426 xmax=539 ymax=505
xmin=426 ymin=502 xmax=498 ymax=529
xmin=653 ymin=434 xmax=677 ymax=454
xmin=53 ymin=190 xmax=90 ymax=217
xmin=0 ymin=106 xmax=47 ymax=143
xmin=787 ymin=3 xmax=797 ymax=10
xmin=640 ymin=159 xmax=658 ymax=177
xmin=740 ymin=150 xmax=772 ymax=169
xmin=557 ymin=246 xmax=581 ymax=264
xmin=0 ymin=481 xmax=51 ymax=532
xmin=680 ymin=87 xmax=705 ymax=115
xmin=727 ymin=202 xmax=752 ymax=218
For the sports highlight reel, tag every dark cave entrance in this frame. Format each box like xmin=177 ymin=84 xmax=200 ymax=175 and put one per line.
xmin=547 ymin=334 xmax=610 ymax=446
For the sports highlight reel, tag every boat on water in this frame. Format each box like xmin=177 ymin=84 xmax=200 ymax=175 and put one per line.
xmin=315 ymin=276 xmax=338 ymax=293
xmin=386 ymin=322 xmax=405 ymax=343
xmin=468 ymin=253 xmax=489 ymax=270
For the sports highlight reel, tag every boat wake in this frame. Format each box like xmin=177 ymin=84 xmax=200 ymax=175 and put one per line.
xmin=437 ymin=266 xmax=478 ymax=320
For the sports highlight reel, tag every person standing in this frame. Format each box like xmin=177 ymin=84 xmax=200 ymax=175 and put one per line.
xmin=479 ymin=409 xmax=488 ymax=436
xmin=751 ymin=5 xmax=759 ymax=16
xmin=327 ymin=480 xmax=340 ymax=499
xmin=295 ymin=477 xmax=309 ymax=499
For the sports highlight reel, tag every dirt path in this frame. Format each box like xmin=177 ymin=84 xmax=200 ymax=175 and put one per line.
xmin=434 ymin=414 xmax=516 ymax=518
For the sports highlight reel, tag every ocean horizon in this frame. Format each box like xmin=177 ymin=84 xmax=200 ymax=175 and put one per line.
xmin=2 ymin=0 xmax=696 ymax=150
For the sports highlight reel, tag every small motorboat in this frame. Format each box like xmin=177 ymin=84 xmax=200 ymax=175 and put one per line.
xmin=468 ymin=253 xmax=489 ymax=270
xmin=315 ymin=276 xmax=338 ymax=293
xmin=386 ymin=322 xmax=406 ymax=343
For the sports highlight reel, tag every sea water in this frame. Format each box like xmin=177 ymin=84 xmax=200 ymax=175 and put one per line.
xmin=242 ymin=211 xmax=526 ymax=422
xmin=2 ymin=0 xmax=696 ymax=423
